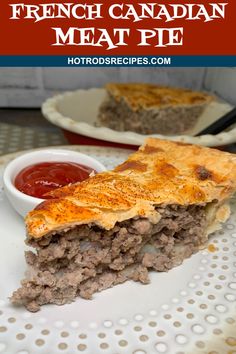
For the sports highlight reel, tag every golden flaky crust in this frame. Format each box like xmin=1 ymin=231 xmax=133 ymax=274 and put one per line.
xmin=26 ymin=139 xmax=236 ymax=239
xmin=106 ymin=83 xmax=213 ymax=110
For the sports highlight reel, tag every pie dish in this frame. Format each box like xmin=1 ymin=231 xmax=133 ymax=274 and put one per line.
xmin=11 ymin=138 xmax=236 ymax=312
xmin=42 ymin=87 xmax=235 ymax=147
xmin=97 ymin=83 xmax=213 ymax=135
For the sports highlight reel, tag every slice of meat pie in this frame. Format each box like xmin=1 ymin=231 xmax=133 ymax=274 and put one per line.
xmin=11 ymin=138 xmax=236 ymax=312
xmin=97 ymin=83 xmax=213 ymax=134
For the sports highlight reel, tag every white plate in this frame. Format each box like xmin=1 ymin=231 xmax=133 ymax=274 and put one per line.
xmin=42 ymin=88 xmax=236 ymax=147
xmin=0 ymin=146 xmax=236 ymax=354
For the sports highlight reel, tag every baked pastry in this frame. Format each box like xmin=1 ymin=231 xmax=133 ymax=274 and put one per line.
xmin=97 ymin=83 xmax=213 ymax=134
xmin=11 ymin=138 xmax=236 ymax=312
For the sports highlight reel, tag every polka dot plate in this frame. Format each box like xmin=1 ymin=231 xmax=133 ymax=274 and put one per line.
xmin=0 ymin=146 xmax=236 ymax=354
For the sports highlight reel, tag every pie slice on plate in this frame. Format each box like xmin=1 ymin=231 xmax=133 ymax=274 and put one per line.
xmin=11 ymin=138 xmax=236 ymax=312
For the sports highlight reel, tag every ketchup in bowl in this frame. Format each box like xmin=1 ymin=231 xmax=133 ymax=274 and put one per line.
xmin=15 ymin=161 xmax=96 ymax=199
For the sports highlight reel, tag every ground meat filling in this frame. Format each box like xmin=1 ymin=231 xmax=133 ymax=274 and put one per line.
xmin=97 ymin=95 xmax=206 ymax=135
xmin=11 ymin=205 xmax=207 ymax=312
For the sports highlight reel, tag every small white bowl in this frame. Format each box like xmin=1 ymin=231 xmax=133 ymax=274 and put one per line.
xmin=3 ymin=148 xmax=106 ymax=217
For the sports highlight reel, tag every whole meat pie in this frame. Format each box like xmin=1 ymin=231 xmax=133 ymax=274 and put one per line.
xmin=11 ymin=138 xmax=236 ymax=312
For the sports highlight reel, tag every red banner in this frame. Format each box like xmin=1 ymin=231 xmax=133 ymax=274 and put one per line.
xmin=0 ymin=0 xmax=235 ymax=55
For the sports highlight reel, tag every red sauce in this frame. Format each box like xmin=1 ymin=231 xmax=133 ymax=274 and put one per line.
xmin=15 ymin=161 xmax=96 ymax=199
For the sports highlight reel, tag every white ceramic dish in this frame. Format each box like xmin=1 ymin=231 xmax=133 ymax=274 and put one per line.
xmin=3 ymin=148 xmax=106 ymax=217
xmin=0 ymin=145 xmax=236 ymax=354
xmin=42 ymin=88 xmax=235 ymax=147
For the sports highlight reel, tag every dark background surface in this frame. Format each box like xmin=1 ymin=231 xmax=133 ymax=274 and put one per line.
xmin=0 ymin=109 xmax=66 ymax=155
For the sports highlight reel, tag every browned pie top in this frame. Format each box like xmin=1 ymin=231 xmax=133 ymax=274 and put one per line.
xmin=26 ymin=138 xmax=236 ymax=239
xmin=106 ymin=83 xmax=213 ymax=110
